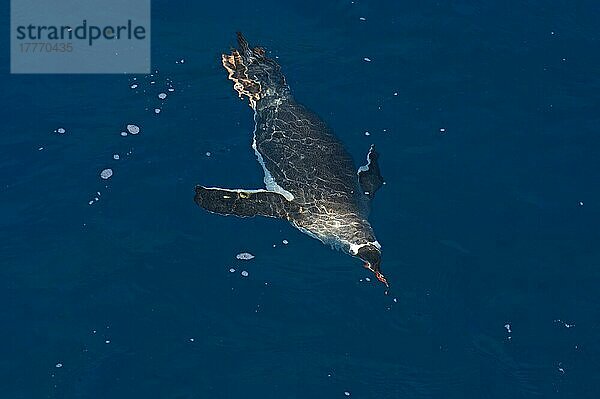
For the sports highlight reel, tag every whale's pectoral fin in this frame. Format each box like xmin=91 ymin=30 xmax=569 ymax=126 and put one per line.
xmin=194 ymin=186 xmax=300 ymax=219
xmin=357 ymin=145 xmax=384 ymax=200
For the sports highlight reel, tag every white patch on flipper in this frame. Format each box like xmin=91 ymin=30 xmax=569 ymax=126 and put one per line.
xmin=201 ymin=187 xmax=274 ymax=194
xmin=357 ymin=144 xmax=375 ymax=175
xmin=251 ymin=111 xmax=295 ymax=201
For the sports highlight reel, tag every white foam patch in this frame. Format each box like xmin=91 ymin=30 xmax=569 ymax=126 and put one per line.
xmin=126 ymin=124 xmax=140 ymax=134
xmin=236 ymin=252 xmax=255 ymax=260
xmin=100 ymin=169 xmax=113 ymax=180
xmin=158 ymin=93 xmax=167 ymax=99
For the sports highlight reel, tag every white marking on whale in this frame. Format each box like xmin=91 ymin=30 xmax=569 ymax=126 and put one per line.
xmin=251 ymin=110 xmax=295 ymax=201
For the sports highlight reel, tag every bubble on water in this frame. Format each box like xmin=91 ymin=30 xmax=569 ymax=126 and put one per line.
xmin=120 ymin=131 xmax=128 ymax=137
xmin=130 ymin=84 xmax=138 ymax=89
xmin=344 ymin=392 xmax=351 ymax=396
xmin=113 ymin=154 xmax=120 ymax=160
xmin=393 ymin=92 xmax=398 ymax=96
xmin=126 ymin=124 xmax=140 ymax=135
xmin=241 ymin=270 xmax=249 ymax=277
xmin=282 ymin=239 xmax=289 ymax=245
xmin=440 ymin=128 xmax=446 ymax=133
xmin=88 ymin=200 xmax=94 ymax=205
xmin=236 ymin=252 xmax=255 ymax=260
xmin=100 ymin=168 xmax=113 ymax=180
xmin=554 ymin=319 xmax=575 ymax=328
xmin=189 ymin=338 xmax=195 ymax=342
xmin=154 ymin=108 xmax=161 ymax=114
xmin=158 ymin=93 xmax=167 ymax=99
xmin=504 ymin=323 xmax=512 ymax=333
xmin=363 ymin=57 xmax=372 ymax=62
xmin=168 ymin=87 xmax=175 ymax=92
xmin=205 ymin=152 xmax=211 ymax=157
xmin=359 ymin=17 xmax=366 ymax=21
xmin=105 ymin=340 xmax=110 ymax=344
xmin=364 ymin=131 xmax=371 ymax=136
xmin=365 ymin=277 xmax=371 ymax=282
xmin=38 ymin=147 xmax=44 ymax=151
xmin=56 ymin=127 xmax=66 ymax=134
xmin=55 ymin=363 xmax=63 ymax=368
xmin=229 ymin=268 xmax=236 ymax=273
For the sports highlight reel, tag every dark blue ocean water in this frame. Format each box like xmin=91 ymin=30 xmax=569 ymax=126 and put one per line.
xmin=2 ymin=1 xmax=600 ymax=397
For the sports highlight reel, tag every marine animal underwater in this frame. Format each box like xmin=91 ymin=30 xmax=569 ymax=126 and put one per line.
xmin=195 ymin=33 xmax=387 ymax=286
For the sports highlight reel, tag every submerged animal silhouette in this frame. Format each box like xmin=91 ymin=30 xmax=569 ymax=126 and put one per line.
xmin=195 ymin=33 xmax=387 ymax=285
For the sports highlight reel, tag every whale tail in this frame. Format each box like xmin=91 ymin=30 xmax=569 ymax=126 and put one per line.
xmin=221 ymin=32 xmax=290 ymax=109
